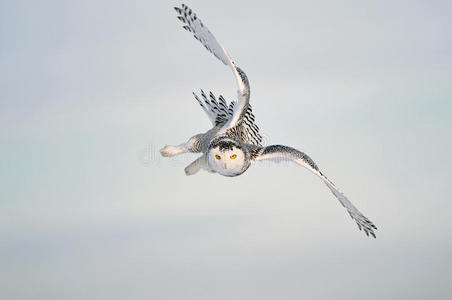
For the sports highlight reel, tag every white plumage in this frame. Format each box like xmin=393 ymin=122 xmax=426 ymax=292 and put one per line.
xmin=161 ymin=4 xmax=377 ymax=238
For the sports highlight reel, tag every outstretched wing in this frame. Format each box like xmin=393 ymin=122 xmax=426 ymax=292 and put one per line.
xmin=192 ymin=90 xmax=263 ymax=145
xmin=174 ymin=4 xmax=250 ymax=131
xmin=254 ymin=145 xmax=377 ymax=237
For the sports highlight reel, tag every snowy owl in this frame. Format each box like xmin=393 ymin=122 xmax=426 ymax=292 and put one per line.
xmin=160 ymin=4 xmax=377 ymax=238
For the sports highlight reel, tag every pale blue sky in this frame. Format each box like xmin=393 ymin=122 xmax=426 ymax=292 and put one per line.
xmin=1 ymin=0 xmax=451 ymax=299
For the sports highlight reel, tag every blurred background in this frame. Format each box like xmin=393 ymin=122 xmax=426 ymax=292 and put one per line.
xmin=1 ymin=0 xmax=451 ymax=299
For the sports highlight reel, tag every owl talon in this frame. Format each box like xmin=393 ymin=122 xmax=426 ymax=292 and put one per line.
xmin=160 ymin=145 xmax=183 ymax=157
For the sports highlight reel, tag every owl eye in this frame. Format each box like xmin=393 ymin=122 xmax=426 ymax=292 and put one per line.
xmin=215 ymin=155 xmax=221 ymax=160
xmin=230 ymin=154 xmax=237 ymax=159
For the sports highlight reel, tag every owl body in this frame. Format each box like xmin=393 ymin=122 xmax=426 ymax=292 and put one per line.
xmin=178 ymin=126 xmax=253 ymax=177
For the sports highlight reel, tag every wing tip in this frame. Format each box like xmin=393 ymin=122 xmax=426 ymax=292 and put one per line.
xmin=361 ymin=223 xmax=378 ymax=239
xmin=354 ymin=214 xmax=378 ymax=238
xmin=174 ymin=6 xmax=182 ymax=14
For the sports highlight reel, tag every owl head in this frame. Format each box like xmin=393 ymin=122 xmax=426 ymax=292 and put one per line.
xmin=207 ymin=137 xmax=251 ymax=177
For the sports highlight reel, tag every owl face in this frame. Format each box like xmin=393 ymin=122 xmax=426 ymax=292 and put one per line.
xmin=207 ymin=138 xmax=250 ymax=177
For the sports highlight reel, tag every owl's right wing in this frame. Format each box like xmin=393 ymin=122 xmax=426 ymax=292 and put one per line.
xmin=254 ymin=145 xmax=378 ymax=238
xmin=174 ymin=4 xmax=250 ymax=132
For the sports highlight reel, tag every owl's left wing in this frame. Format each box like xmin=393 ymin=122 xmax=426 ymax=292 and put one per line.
xmin=254 ymin=145 xmax=377 ymax=238
xmin=174 ymin=4 xmax=250 ymax=132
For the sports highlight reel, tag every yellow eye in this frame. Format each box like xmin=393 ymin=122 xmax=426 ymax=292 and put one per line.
xmin=230 ymin=154 xmax=237 ymax=159
xmin=215 ymin=155 xmax=221 ymax=160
